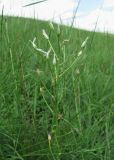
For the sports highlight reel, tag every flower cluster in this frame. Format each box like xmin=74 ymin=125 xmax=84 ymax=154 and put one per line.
xmin=30 ymin=28 xmax=57 ymax=65
xmin=30 ymin=23 xmax=89 ymax=66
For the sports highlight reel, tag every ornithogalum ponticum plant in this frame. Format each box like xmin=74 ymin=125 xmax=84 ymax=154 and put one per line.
xmin=30 ymin=23 xmax=89 ymax=159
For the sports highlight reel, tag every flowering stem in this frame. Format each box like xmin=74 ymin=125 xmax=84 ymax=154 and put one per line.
xmin=48 ymin=39 xmax=58 ymax=60
xmin=48 ymin=141 xmax=56 ymax=160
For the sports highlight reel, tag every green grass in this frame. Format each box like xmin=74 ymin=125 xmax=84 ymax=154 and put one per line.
xmin=1 ymin=15 xmax=114 ymax=160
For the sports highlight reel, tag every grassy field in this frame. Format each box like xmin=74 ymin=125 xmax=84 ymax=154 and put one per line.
xmin=0 ymin=16 xmax=114 ymax=160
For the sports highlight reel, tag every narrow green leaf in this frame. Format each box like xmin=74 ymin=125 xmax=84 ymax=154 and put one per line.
xmin=23 ymin=0 xmax=48 ymax=7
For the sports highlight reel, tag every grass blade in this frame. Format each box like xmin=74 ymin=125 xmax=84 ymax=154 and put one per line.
xmin=23 ymin=0 xmax=48 ymax=7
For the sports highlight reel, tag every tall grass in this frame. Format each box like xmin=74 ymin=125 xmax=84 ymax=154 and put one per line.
xmin=0 ymin=15 xmax=114 ymax=160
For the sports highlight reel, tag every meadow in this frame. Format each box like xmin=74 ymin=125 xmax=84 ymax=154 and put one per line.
xmin=0 ymin=15 xmax=114 ymax=160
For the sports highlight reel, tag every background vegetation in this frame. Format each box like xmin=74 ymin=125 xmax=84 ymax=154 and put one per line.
xmin=0 ymin=15 xmax=114 ymax=160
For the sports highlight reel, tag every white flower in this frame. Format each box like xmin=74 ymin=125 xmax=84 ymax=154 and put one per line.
xmin=42 ymin=29 xmax=49 ymax=40
xmin=52 ymin=54 xmax=56 ymax=65
xmin=30 ymin=38 xmax=51 ymax=58
xmin=40 ymin=87 xmax=44 ymax=93
xmin=81 ymin=37 xmax=89 ymax=48
xmin=48 ymin=134 xmax=51 ymax=142
xmin=45 ymin=48 xmax=51 ymax=59
xmin=36 ymin=48 xmax=51 ymax=58
xmin=48 ymin=133 xmax=51 ymax=145
xmin=30 ymin=37 xmax=37 ymax=49
xmin=49 ymin=21 xmax=54 ymax=30
xmin=78 ymin=50 xmax=82 ymax=57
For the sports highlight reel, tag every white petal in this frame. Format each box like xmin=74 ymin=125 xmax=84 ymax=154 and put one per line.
xmin=81 ymin=37 xmax=89 ymax=48
xmin=53 ymin=54 xmax=56 ymax=65
xmin=78 ymin=50 xmax=82 ymax=57
xmin=42 ymin=29 xmax=49 ymax=40
xmin=49 ymin=21 xmax=54 ymax=30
